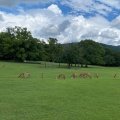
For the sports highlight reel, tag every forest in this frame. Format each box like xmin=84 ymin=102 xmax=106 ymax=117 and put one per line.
xmin=0 ymin=26 xmax=120 ymax=67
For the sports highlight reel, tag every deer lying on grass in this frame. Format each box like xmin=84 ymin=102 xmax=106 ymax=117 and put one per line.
xmin=57 ymin=74 xmax=66 ymax=79
xmin=25 ymin=72 xmax=30 ymax=78
xmin=18 ymin=72 xmax=30 ymax=78
xmin=18 ymin=73 xmax=25 ymax=78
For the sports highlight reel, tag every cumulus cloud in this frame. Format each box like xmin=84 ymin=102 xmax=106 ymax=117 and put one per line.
xmin=1 ymin=2 xmax=120 ymax=45
xmin=39 ymin=20 xmax=71 ymax=38
xmin=47 ymin=4 xmax=62 ymax=14
xmin=100 ymin=29 xmax=118 ymax=39
xmin=0 ymin=14 xmax=3 ymax=21
xmin=81 ymin=28 xmax=99 ymax=40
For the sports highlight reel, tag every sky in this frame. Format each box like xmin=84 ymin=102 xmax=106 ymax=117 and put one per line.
xmin=0 ymin=0 xmax=120 ymax=45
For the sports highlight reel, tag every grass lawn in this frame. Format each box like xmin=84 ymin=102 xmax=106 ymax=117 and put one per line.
xmin=0 ymin=61 xmax=120 ymax=120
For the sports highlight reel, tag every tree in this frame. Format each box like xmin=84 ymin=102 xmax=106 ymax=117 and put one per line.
xmin=63 ymin=43 xmax=74 ymax=68
xmin=0 ymin=26 xmax=41 ymax=62
xmin=55 ymin=43 xmax=64 ymax=68
xmin=47 ymin=38 xmax=63 ymax=68
xmin=103 ymin=55 xmax=115 ymax=66
xmin=103 ymin=47 xmax=116 ymax=66
xmin=79 ymin=40 xmax=105 ymax=66
xmin=63 ymin=43 xmax=83 ymax=68
xmin=113 ymin=52 xmax=120 ymax=66
xmin=41 ymin=40 xmax=50 ymax=67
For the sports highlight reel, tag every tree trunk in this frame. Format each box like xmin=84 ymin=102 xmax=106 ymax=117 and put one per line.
xmin=85 ymin=64 xmax=88 ymax=67
xmin=68 ymin=63 xmax=71 ymax=69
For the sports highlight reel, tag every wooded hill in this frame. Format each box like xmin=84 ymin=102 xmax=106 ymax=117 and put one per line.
xmin=0 ymin=26 xmax=120 ymax=67
xmin=100 ymin=43 xmax=120 ymax=51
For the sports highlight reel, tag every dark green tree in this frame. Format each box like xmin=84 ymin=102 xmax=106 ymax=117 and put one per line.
xmin=103 ymin=47 xmax=116 ymax=66
xmin=0 ymin=26 xmax=41 ymax=62
xmin=47 ymin=38 xmax=63 ymax=67
xmin=79 ymin=40 xmax=105 ymax=67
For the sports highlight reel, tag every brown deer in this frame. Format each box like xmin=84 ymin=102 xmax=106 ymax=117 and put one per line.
xmin=71 ymin=73 xmax=78 ymax=79
xmin=86 ymin=73 xmax=91 ymax=79
xmin=25 ymin=72 xmax=30 ymax=78
xmin=79 ymin=73 xmax=84 ymax=78
xmin=18 ymin=73 xmax=25 ymax=78
xmin=80 ymin=73 xmax=91 ymax=79
xmin=57 ymin=74 xmax=66 ymax=79
xmin=94 ymin=73 xmax=99 ymax=78
xmin=114 ymin=74 xmax=118 ymax=78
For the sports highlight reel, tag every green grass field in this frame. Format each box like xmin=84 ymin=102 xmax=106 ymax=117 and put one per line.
xmin=0 ymin=61 xmax=120 ymax=120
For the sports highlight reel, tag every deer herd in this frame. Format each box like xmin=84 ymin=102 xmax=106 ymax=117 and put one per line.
xmin=56 ymin=72 xmax=98 ymax=80
xmin=2 ymin=64 xmax=117 ymax=79
xmin=18 ymin=72 xmax=118 ymax=79
xmin=18 ymin=72 xmax=30 ymax=78
xmin=56 ymin=73 xmax=118 ymax=79
xmin=18 ymin=71 xmax=99 ymax=79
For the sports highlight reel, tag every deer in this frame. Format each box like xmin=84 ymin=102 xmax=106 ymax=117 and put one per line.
xmin=25 ymin=72 xmax=30 ymax=78
xmin=86 ymin=73 xmax=91 ymax=79
xmin=94 ymin=73 xmax=99 ymax=78
xmin=79 ymin=73 xmax=84 ymax=78
xmin=18 ymin=73 xmax=25 ymax=78
xmin=57 ymin=74 xmax=66 ymax=79
xmin=79 ymin=73 xmax=91 ymax=79
xmin=114 ymin=74 xmax=118 ymax=78
xmin=71 ymin=73 xmax=78 ymax=79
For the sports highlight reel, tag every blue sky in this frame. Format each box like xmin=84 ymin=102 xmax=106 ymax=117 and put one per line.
xmin=0 ymin=0 xmax=120 ymax=45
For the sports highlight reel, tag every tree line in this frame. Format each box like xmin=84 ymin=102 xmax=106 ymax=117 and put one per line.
xmin=0 ymin=26 xmax=120 ymax=67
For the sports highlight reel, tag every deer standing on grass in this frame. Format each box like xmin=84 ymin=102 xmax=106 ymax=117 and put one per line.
xmin=86 ymin=73 xmax=91 ymax=79
xmin=114 ymin=74 xmax=118 ymax=78
xmin=94 ymin=73 xmax=99 ymax=78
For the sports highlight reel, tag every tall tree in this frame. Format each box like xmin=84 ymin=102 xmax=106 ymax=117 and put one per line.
xmin=103 ymin=47 xmax=116 ymax=66
xmin=0 ymin=26 xmax=41 ymax=62
xmin=79 ymin=40 xmax=105 ymax=66
xmin=47 ymin=38 xmax=62 ymax=67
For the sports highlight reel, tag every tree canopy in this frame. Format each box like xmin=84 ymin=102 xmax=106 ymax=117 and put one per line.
xmin=0 ymin=26 xmax=120 ymax=67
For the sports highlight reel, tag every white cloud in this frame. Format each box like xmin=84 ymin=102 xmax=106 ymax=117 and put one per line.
xmin=98 ymin=0 xmax=120 ymax=9
xmin=47 ymin=4 xmax=62 ymax=14
xmin=0 ymin=0 xmax=55 ymax=7
xmin=1 ymin=3 xmax=120 ymax=45
xmin=100 ymin=29 xmax=118 ymax=39
xmin=61 ymin=0 xmax=120 ymax=16
xmin=111 ymin=16 xmax=120 ymax=29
